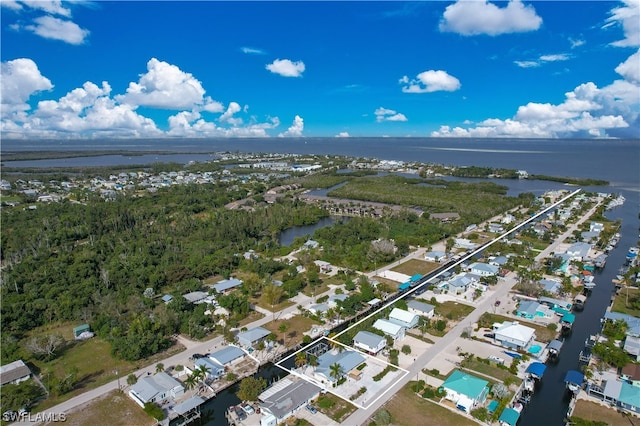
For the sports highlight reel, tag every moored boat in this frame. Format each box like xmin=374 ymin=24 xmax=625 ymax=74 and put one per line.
xmin=573 ymin=294 xmax=587 ymax=311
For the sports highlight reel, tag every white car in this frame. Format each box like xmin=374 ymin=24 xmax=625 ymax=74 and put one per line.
xmin=488 ymin=355 xmax=505 ymax=365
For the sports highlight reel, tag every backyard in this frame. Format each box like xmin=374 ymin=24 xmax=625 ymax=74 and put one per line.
xmin=570 ymin=399 xmax=632 ymax=426
xmin=263 ymin=316 xmax=320 ymax=347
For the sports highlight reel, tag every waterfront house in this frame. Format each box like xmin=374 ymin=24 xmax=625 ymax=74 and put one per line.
xmin=468 ymin=262 xmax=499 ymax=277
xmin=445 ymin=274 xmax=473 ymax=294
xmin=407 ymin=300 xmax=435 ymax=319
xmin=622 ymin=363 xmax=640 ymax=387
xmin=373 ymin=319 xmax=406 ymax=341
xmin=353 ymin=331 xmax=386 ymax=355
xmin=194 ymin=358 xmax=225 ymax=380
xmin=441 ymin=370 xmax=489 ymax=414
xmin=388 ymin=308 xmax=419 ymax=328
xmin=314 ymin=350 xmax=365 ymax=384
xmin=0 ymin=360 xmax=32 ymax=386
xmin=259 ymin=377 xmax=321 ymax=425
xmin=538 ymin=279 xmax=562 ymax=295
xmin=128 ymin=372 xmax=185 ymax=408
xmin=603 ymin=312 xmax=640 ymax=337
xmin=308 ymin=303 xmax=329 ymax=316
xmin=208 ymin=346 xmax=246 ymax=367
xmin=328 ymin=294 xmax=348 ymax=308
xmin=623 ymin=336 xmax=640 ymax=362
xmin=498 ymin=407 xmax=521 ymax=426
xmin=237 ymin=327 xmax=271 ymax=348
xmin=492 ymin=321 xmax=535 ymax=350
xmin=516 ymin=301 xmax=552 ymax=319
xmin=565 ymin=242 xmax=591 ymax=261
xmin=489 ymin=256 xmax=508 ymax=267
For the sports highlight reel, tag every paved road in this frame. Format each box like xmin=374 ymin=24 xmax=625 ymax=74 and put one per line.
xmin=25 ymin=190 xmax=588 ymax=425
xmin=344 ymin=190 xmax=591 ymax=425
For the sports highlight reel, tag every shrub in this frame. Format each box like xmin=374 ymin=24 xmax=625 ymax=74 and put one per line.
xmin=422 ymin=387 xmax=435 ymax=399
xmin=143 ymin=402 xmax=165 ymax=421
xmin=401 ymin=345 xmax=411 ymax=355
xmin=317 ymin=395 xmax=335 ymax=409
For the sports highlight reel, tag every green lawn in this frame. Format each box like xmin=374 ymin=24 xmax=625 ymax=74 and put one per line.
xmin=478 ymin=313 xmax=557 ymax=342
xmin=611 ymin=287 xmax=640 ymax=317
xmin=435 ymin=301 xmax=474 ymax=321
xmin=314 ymin=393 xmax=357 ymax=423
xmin=391 ymin=259 xmax=440 ymax=276
xmin=459 ymin=360 xmax=522 ymax=386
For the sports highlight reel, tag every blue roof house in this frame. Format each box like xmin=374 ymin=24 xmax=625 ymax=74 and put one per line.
xmin=441 ymin=370 xmax=489 ymax=414
xmin=209 ymin=346 xmax=245 ymax=367
xmin=211 ymin=278 xmax=243 ymax=294
xmin=194 ymin=358 xmax=225 ymax=380
xmin=618 ymin=382 xmax=640 ymax=414
xmin=237 ymin=327 xmax=271 ymax=348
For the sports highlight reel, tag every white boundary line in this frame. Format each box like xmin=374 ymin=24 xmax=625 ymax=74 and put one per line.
xmin=332 ymin=188 xmax=581 ymax=339
xmin=269 ymin=188 xmax=580 ymax=410
xmin=274 ymin=336 xmax=409 ymax=410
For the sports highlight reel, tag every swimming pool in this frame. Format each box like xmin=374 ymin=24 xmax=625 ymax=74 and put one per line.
xmin=528 ymin=345 xmax=542 ymax=354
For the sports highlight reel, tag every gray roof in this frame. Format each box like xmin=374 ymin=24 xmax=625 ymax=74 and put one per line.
xmin=407 ymin=300 xmax=435 ymax=315
xmin=183 ymin=291 xmax=208 ymax=303
xmin=623 ymin=336 xmax=640 ymax=356
xmin=209 ymin=346 xmax=245 ymax=365
xmin=0 ymin=360 xmax=31 ymax=386
xmin=518 ymin=301 xmax=541 ymax=316
xmin=211 ymin=278 xmax=243 ymax=293
xmin=195 ymin=358 xmax=224 ymax=376
xmin=130 ymin=372 xmax=182 ymax=402
xmin=237 ymin=326 xmax=271 ymax=344
xmin=604 ymin=312 xmax=640 ymax=337
xmin=259 ymin=378 xmax=321 ymax=420
xmin=353 ymin=330 xmax=385 ymax=349
xmin=316 ymin=350 xmax=365 ymax=382
xmin=173 ymin=396 xmax=205 ymax=416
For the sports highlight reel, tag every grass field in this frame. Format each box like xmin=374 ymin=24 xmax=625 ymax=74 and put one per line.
xmin=459 ymin=360 xmax=522 ymax=386
xmin=263 ymin=316 xmax=320 ymax=347
xmin=314 ymin=393 xmax=357 ymax=423
xmin=571 ymin=399 xmax=632 ymax=426
xmin=611 ymin=287 xmax=640 ymax=317
xmin=50 ymin=390 xmax=154 ymax=426
xmin=382 ymin=382 xmax=477 ymax=426
xmin=435 ymin=301 xmax=475 ymax=321
xmin=391 ymin=259 xmax=441 ymax=277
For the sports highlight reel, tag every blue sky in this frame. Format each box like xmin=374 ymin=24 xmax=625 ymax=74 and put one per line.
xmin=1 ymin=1 xmax=638 ymax=139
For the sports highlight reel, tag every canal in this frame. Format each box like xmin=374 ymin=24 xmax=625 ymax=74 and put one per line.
xmin=519 ymin=197 xmax=639 ymax=426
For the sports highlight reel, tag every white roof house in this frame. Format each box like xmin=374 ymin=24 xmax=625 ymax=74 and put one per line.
xmin=424 ymin=251 xmax=447 ymax=262
xmin=446 ymin=274 xmax=473 ymax=294
xmin=353 ymin=331 xmax=386 ymax=355
xmin=566 ymin=242 xmax=591 ymax=260
xmin=237 ymin=327 xmax=271 ymax=348
xmin=194 ymin=358 xmax=225 ymax=380
xmin=209 ymin=346 xmax=246 ymax=366
xmin=493 ymin=321 xmax=536 ymax=350
xmin=128 ymin=372 xmax=185 ymax=407
xmin=373 ymin=319 xmax=406 ymax=341
xmin=407 ymin=300 xmax=435 ymax=318
xmin=211 ymin=278 xmax=243 ymax=293
xmin=388 ymin=308 xmax=419 ymax=329
xmin=468 ymin=262 xmax=499 ymax=277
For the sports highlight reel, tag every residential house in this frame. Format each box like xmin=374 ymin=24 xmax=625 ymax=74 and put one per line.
xmin=211 ymin=278 xmax=243 ymax=294
xmin=565 ymin=242 xmax=591 ymax=261
xmin=501 ymin=213 xmax=515 ymax=224
xmin=407 ymin=300 xmax=435 ymax=319
xmin=538 ymin=279 xmax=562 ymax=295
xmin=388 ymin=308 xmax=419 ymax=328
xmin=373 ymin=319 xmax=406 ymax=341
xmin=308 ymin=303 xmax=329 ymax=316
xmin=183 ymin=291 xmax=209 ymax=304
xmin=468 ymin=262 xmax=499 ymax=277
xmin=424 ymin=251 xmax=447 ymax=262
xmin=454 ymin=238 xmax=477 ymax=250
xmin=623 ymin=336 xmax=640 ymax=362
xmin=237 ymin=327 xmax=271 ymax=348
xmin=259 ymin=377 xmax=321 ymax=425
xmin=533 ymin=222 xmax=552 ymax=236
xmin=128 ymin=372 xmax=185 ymax=408
xmin=0 ymin=360 xmax=32 ymax=386
xmin=489 ymin=256 xmax=508 ymax=267
xmin=209 ymin=346 xmax=246 ymax=367
xmin=445 ymin=274 xmax=473 ymax=294
xmin=516 ymin=301 xmax=552 ymax=319
xmin=314 ymin=350 xmax=365 ymax=384
xmin=590 ymin=222 xmax=604 ymax=233
xmin=492 ymin=321 xmax=536 ymax=350
xmin=441 ymin=370 xmax=489 ymax=414
xmin=303 ymin=240 xmax=320 ymax=249
xmin=603 ymin=312 xmax=640 ymax=337
xmin=313 ymin=260 xmax=332 ymax=273
xmin=194 ymin=358 xmax=225 ymax=380
xmin=488 ymin=223 xmax=504 ymax=233
xmin=328 ymin=294 xmax=348 ymax=308
xmin=161 ymin=294 xmax=174 ymax=304
xmin=621 ymin=363 xmax=640 ymax=387
xmin=353 ymin=331 xmax=386 ymax=355
xmin=429 ymin=212 xmax=460 ymax=222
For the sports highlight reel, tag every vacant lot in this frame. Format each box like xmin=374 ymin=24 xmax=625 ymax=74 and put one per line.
xmin=612 ymin=287 xmax=640 ymax=317
xmin=435 ymin=301 xmax=475 ymax=321
xmin=571 ymin=399 xmax=631 ymax=426
xmin=49 ymin=390 xmax=153 ymax=426
xmin=392 ymin=259 xmax=440 ymax=276
xmin=314 ymin=393 xmax=357 ymax=423
xmin=383 ymin=383 xmax=476 ymax=426
xmin=264 ymin=316 xmax=320 ymax=347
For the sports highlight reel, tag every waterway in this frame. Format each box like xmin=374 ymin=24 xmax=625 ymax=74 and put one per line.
xmin=519 ymin=201 xmax=639 ymax=426
xmin=278 ymin=216 xmax=349 ymax=247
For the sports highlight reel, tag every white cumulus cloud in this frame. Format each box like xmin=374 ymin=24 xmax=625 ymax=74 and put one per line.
xmin=605 ymin=0 xmax=640 ymax=47
xmin=335 ymin=132 xmax=350 ymax=138
xmin=116 ymin=58 xmax=216 ymax=110
xmin=439 ymin=0 xmax=542 ymax=36
xmin=615 ymin=49 xmax=640 ymax=83
xmin=219 ymin=102 xmax=243 ymax=125
xmin=515 ymin=53 xmax=571 ymax=68
xmin=266 ymin=59 xmax=305 ymax=77
xmin=279 ymin=115 xmax=304 ymax=137
xmin=1 ymin=58 xmax=53 ymax=117
xmin=400 ymin=70 xmax=461 ymax=93
xmin=375 ymin=107 xmax=408 ymax=122
xmin=19 ymin=0 xmax=72 ymax=17
xmin=23 ymin=15 xmax=89 ymax=45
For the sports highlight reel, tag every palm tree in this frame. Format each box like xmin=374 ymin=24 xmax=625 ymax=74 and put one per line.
xmin=329 ymin=362 xmax=343 ymax=383
xmin=183 ymin=374 xmax=197 ymax=390
xmin=295 ymin=352 xmax=307 ymax=369
xmin=155 ymin=363 xmax=164 ymax=374
xmin=278 ymin=322 xmax=290 ymax=347
xmin=308 ymin=354 xmax=318 ymax=368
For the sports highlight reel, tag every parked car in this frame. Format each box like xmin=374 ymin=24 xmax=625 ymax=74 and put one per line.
xmin=190 ymin=353 xmax=205 ymax=360
xmin=241 ymin=403 xmax=254 ymax=415
xmin=305 ymin=404 xmax=317 ymax=414
xmin=494 ymin=300 xmax=501 ymax=306
xmin=234 ymin=406 xmax=247 ymax=420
